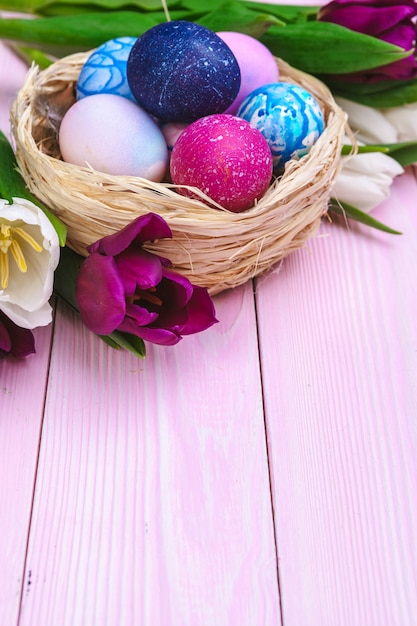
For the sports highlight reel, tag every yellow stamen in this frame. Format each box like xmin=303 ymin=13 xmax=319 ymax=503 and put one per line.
xmin=10 ymin=240 xmax=27 ymax=273
xmin=0 ymin=224 xmax=11 ymax=254
xmin=0 ymin=220 xmax=43 ymax=289
xmin=13 ymin=226 xmax=43 ymax=253
xmin=0 ymin=251 xmax=9 ymax=290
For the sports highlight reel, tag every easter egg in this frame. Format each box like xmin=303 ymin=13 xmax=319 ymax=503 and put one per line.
xmin=59 ymin=94 xmax=168 ymax=180
xmin=77 ymin=37 xmax=137 ymax=102
xmin=237 ymin=82 xmax=325 ymax=173
xmin=161 ymin=122 xmax=189 ymax=152
xmin=170 ymin=114 xmax=273 ymax=213
xmin=126 ymin=21 xmax=241 ymax=123
xmin=217 ymin=31 xmax=279 ymax=115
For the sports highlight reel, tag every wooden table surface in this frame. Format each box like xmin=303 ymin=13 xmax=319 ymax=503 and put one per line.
xmin=1 ymin=20 xmax=417 ymax=626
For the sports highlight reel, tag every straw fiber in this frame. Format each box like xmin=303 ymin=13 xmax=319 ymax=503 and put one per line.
xmin=11 ymin=52 xmax=347 ymax=294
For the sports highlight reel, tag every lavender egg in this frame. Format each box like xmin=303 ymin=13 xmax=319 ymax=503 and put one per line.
xmin=238 ymin=82 xmax=325 ymax=173
xmin=217 ymin=31 xmax=279 ymax=115
xmin=77 ymin=37 xmax=137 ymax=102
xmin=59 ymin=94 xmax=168 ymax=180
xmin=126 ymin=21 xmax=241 ymax=123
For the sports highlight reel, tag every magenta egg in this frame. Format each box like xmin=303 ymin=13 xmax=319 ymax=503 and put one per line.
xmin=170 ymin=114 xmax=273 ymax=212
xmin=59 ymin=94 xmax=168 ymax=180
xmin=217 ymin=31 xmax=279 ymax=115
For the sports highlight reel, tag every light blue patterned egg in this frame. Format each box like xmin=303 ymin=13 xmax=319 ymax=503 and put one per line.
xmin=237 ymin=82 xmax=324 ymax=173
xmin=77 ymin=37 xmax=138 ymax=102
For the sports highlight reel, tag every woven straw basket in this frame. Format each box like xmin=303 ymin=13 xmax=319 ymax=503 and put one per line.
xmin=11 ymin=51 xmax=347 ymax=295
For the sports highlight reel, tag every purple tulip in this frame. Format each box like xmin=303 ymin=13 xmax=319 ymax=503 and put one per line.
xmin=76 ymin=213 xmax=218 ymax=346
xmin=318 ymin=0 xmax=417 ymax=82
xmin=0 ymin=310 xmax=35 ymax=358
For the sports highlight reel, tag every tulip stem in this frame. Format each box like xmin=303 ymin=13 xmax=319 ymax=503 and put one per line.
xmin=329 ymin=200 xmax=402 ymax=235
xmin=161 ymin=0 xmax=171 ymax=22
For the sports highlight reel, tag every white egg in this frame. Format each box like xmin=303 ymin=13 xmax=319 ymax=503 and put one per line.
xmin=59 ymin=94 xmax=168 ymax=180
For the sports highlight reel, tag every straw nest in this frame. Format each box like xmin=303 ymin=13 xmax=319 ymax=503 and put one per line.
xmin=11 ymin=51 xmax=348 ymax=295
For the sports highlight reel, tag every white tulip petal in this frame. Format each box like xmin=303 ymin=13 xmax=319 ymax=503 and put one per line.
xmin=0 ymin=197 xmax=60 ymax=329
xmin=382 ymin=103 xmax=417 ymax=143
xmin=0 ymin=299 xmax=53 ymax=329
xmin=333 ymin=152 xmax=404 ymax=213
xmin=336 ymin=96 xmax=399 ymax=144
xmin=341 ymin=152 xmax=404 ymax=177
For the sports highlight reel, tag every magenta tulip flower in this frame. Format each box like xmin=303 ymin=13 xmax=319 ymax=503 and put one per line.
xmin=318 ymin=0 xmax=417 ymax=82
xmin=0 ymin=310 xmax=35 ymax=358
xmin=76 ymin=213 xmax=218 ymax=346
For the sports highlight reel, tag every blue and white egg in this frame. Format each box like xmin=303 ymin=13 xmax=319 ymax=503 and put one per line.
xmin=237 ymin=82 xmax=325 ymax=173
xmin=77 ymin=37 xmax=138 ymax=102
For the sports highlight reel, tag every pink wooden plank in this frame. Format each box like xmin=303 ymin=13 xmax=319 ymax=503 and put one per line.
xmin=0 ymin=42 xmax=28 ymax=142
xmin=255 ymin=171 xmax=417 ymax=625
xmin=20 ymin=286 xmax=281 ymax=626
xmin=0 ymin=43 xmax=55 ymax=626
xmin=0 ymin=323 xmax=53 ymax=626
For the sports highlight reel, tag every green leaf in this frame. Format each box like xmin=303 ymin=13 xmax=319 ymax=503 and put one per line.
xmin=0 ymin=131 xmax=67 ymax=245
xmin=99 ymin=334 xmax=122 ymax=350
xmin=341 ymin=141 xmax=417 ymax=167
xmin=386 ymin=144 xmax=417 ymax=167
xmin=180 ymin=0 xmax=318 ymax=24
xmin=11 ymin=45 xmax=54 ymax=69
xmin=241 ymin=1 xmax=319 ymax=24
xmin=321 ymin=76 xmax=405 ymax=96
xmin=104 ymin=330 xmax=146 ymax=358
xmin=260 ymin=22 xmax=413 ymax=75
xmin=328 ymin=77 xmax=417 ymax=108
xmin=197 ymin=1 xmax=283 ymax=37
xmin=0 ymin=0 xmax=45 ymax=11
xmin=341 ymin=144 xmax=389 ymax=156
xmin=0 ymin=0 xmax=180 ymax=15
xmin=53 ymin=245 xmax=84 ymax=311
xmin=329 ymin=200 xmax=402 ymax=235
xmin=35 ymin=0 xmax=182 ymax=17
xmin=0 ymin=10 xmax=188 ymax=55
xmin=175 ymin=0 xmax=228 ymax=11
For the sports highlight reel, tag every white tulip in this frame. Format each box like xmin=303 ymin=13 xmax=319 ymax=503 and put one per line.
xmin=0 ymin=197 xmax=60 ymax=329
xmin=382 ymin=102 xmax=417 ymax=143
xmin=337 ymin=96 xmax=417 ymax=146
xmin=336 ymin=96 xmax=399 ymax=144
xmin=332 ymin=151 xmax=404 ymax=213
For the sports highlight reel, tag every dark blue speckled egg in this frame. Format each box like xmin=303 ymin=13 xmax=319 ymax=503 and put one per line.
xmin=77 ymin=37 xmax=137 ymax=102
xmin=126 ymin=21 xmax=241 ymax=123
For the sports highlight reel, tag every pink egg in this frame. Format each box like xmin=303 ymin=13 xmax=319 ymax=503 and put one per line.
xmin=217 ymin=32 xmax=279 ymax=115
xmin=161 ymin=122 xmax=189 ymax=151
xmin=59 ymin=93 xmax=168 ymax=180
xmin=170 ymin=114 xmax=273 ymax=213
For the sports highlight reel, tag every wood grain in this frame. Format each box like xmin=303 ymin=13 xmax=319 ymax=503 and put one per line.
xmin=0 ymin=323 xmax=53 ymax=626
xmin=255 ymin=171 xmax=417 ymax=625
xmin=0 ymin=42 xmax=27 ymax=141
xmin=20 ymin=286 xmax=281 ymax=626
xmin=2 ymin=10 xmax=417 ymax=625
xmin=0 ymin=42 xmax=54 ymax=626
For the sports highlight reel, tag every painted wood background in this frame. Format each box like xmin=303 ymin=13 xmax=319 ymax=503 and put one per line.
xmin=1 ymin=3 xmax=417 ymax=624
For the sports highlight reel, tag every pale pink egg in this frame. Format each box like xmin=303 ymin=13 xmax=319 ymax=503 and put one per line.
xmin=59 ymin=93 xmax=168 ymax=180
xmin=217 ymin=31 xmax=279 ymax=115
xmin=170 ymin=114 xmax=273 ymax=213
xmin=161 ymin=122 xmax=189 ymax=151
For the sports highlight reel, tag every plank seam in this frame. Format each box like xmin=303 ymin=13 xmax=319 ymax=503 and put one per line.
xmin=16 ymin=298 xmax=58 ymax=626
xmin=253 ymin=279 xmax=284 ymax=626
